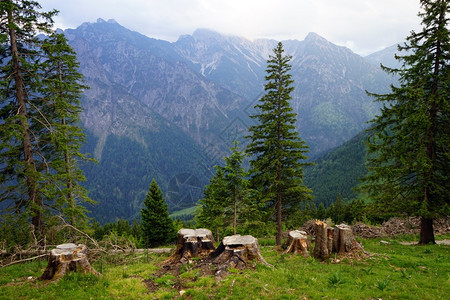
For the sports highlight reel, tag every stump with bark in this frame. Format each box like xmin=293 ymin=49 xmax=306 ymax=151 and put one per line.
xmin=313 ymin=221 xmax=365 ymax=260
xmin=333 ymin=224 xmax=359 ymax=253
xmin=39 ymin=243 xmax=100 ymax=281
xmin=283 ymin=230 xmax=310 ymax=256
xmin=210 ymin=234 xmax=270 ymax=279
xmin=313 ymin=220 xmax=332 ymax=260
xmin=167 ymin=228 xmax=216 ymax=264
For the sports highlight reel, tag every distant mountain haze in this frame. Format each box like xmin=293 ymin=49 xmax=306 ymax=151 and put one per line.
xmin=65 ymin=19 xmax=396 ymax=222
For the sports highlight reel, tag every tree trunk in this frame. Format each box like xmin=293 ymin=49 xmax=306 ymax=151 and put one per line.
xmin=276 ymin=188 xmax=282 ymax=246
xmin=333 ymin=224 xmax=358 ymax=253
xmin=419 ymin=217 xmax=435 ymax=244
xmin=210 ymin=234 xmax=270 ymax=279
xmin=233 ymin=189 xmax=237 ymax=235
xmin=7 ymin=10 xmax=42 ymax=235
xmin=313 ymin=220 xmax=330 ymax=260
xmin=39 ymin=244 xmax=100 ymax=281
xmin=167 ymin=228 xmax=216 ymax=264
xmin=283 ymin=230 xmax=310 ymax=256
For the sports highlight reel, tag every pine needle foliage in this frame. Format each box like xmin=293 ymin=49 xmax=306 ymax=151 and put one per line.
xmin=361 ymin=0 xmax=449 ymax=244
xmin=141 ymin=179 xmax=176 ymax=248
xmin=246 ymin=42 xmax=312 ymax=245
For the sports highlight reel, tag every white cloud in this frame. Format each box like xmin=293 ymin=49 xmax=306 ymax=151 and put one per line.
xmin=38 ymin=0 xmax=422 ymax=55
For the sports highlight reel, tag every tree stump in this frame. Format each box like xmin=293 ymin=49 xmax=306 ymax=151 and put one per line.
xmin=39 ymin=243 xmax=100 ymax=281
xmin=167 ymin=228 xmax=216 ymax=264
xmin=283 ymin=230 xmax=310 ymax=256
xmin=210 ymin=234 xmax=270 ymax=279
xmin=313 ymin=220 xmax=333 ymax=260
xmin=333 ymin=224 xmax=359 ymax=253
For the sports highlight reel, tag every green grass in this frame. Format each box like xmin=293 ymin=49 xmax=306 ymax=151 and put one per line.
xmin=1 ymin=235 xmax=449 ymax=299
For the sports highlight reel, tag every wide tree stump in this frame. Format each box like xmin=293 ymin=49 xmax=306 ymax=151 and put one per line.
xmin=283 ymin=230 xmax=310 ymax=256
xmin=39 ymin=243 xmax=100 ymax=281
xmin=210 ymin=234 xmax=270 ymax=278
xmin=313 ymin=220 xmax=333 ymax=260
xmin=333 ymin=224 xmax=359 ymax=253
xmin=167 ymin=228 xmax=216 ymax=264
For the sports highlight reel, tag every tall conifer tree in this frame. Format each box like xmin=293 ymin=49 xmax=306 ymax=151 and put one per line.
xmin=39 ymin=33 xmax=95 ymax=226
xmin=1 ymin=1 xmax=93 ymax=237
xmin=196 ymin=167 xmax=228 ymax=241
xmin=141 ymin=179 xmax=176 ymax=247
xmin=196 ymin=140 xmax=248 ymax=237
xmin=362 ymin=0 xmax=449 ymax=244
xmin=246 ymin=42 xmax=312 ymax=245
xmin=0 ymin=0 xmax=57 ymax=235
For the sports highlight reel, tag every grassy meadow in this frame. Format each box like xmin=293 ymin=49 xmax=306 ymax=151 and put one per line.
xmin=0 ymin=234 xmax=449 ymax=299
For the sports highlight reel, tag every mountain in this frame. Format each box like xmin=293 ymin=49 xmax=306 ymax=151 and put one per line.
xmin=304 ymin=130 xmax=368 ymax=207
xmin=174 ymin=28 xmax=271 ymax=99
xmin=365 ymin=44 xmax=401 ymax=69
xmin=66 ymin=19 xmax=244 ymax=148
xmin=66 ymin=19 xmax=242 ymax=222
xmin=174 ymin=30 xmax=393 ymax=157
xmin=63 ymin=19 xmax=395 ymax=222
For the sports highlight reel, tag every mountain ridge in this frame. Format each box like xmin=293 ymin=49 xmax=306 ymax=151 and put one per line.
xmin=63 ymin=19 xmax=395 ymax=222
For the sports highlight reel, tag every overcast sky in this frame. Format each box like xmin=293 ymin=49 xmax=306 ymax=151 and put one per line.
xmin=38 ymin=0 xmax=422 ymax=56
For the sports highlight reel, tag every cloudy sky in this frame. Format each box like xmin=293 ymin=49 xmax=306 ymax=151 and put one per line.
xmin=38 ymin=0 xmax=422 ymax=56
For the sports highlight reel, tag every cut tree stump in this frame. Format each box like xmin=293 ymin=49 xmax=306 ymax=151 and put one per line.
xmin=39 ymin=243 xmax=100 ymax=281
xmin=333 ymin=224 xmax=359 ymax=254
xmin=167 ymin=228 xmax=216 ymax=264
xmin=210 ymin=234 xmax=271 ymax=279
xmin=283 ymin=230 xmax=310 ymax=256
xmin=313 ymin=220 xmax=333 ymax=260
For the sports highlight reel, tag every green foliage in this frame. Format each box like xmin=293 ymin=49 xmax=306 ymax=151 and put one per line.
xmin=0 ymin=1 xmax=93 ymax=240
xmin=81 ymin=125 xmax=208 ymax=223
xmin=141 ymin=179 xmax=176 ymax=248
xmin=246 ymin=42 xmax=312 ymax=245
xmin=0 ymin=214 xmax=33 ymax=252
xmin=304 ymin=131 xmax=368 ymax=207
xmin=361 ymin=0 xmax=450 ymax=243
xmin=196 ymin=140 xmax=252 ymax=238
xmin=38 ymin=32 xmax=96 ymax=227
xmin=328 ymin=271 xmax=346 ymax=288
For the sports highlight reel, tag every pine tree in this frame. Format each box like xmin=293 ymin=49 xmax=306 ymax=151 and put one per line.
xmin=1 ymin=1 xmax=94 ymax=238
xmin=196 ymin=167 xmax=228 ymax=241
xmin=196 ymin=141 xmax=248 ymax=238
xmin=246 ymin=42 xmax=312 ymax=245
xmin=0 ymin=0 xmax=57 ymax=235
xmin=39 ymin=32 xmax=95 ymax=226
xmin=362 ymin=0 xmax=449 ymax=244
xmin=222 ymin=140 xmax=248 ymax=234
xmin=141 ymin=179 xmax=176 ymax=248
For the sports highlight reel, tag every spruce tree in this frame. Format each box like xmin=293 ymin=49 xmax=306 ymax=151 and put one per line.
xmin=196 ymin=141 xmax=248 ymax=238
xmin=196 ymin=167 xmax=228 ymax=241
xmin=39 ymin=32 xmax=95 ymax=226
xmin=1 ymin=1 xmax=94 ymax=238
xmin=141 ymin=179 xmax=176 ymax=248
xmin=246 ymin=42 xmax=312 ymax=245
xmin=362 ymin=0 xmax=449 ymax=244
xmin=0 ymin=0 xmax=57 ymax=235
xmin=222 ymin=140 xmax=248 ymax=234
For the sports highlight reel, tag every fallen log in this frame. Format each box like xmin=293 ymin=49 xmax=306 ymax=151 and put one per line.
xmin=39 ymin=243 xmax=100 ymax=281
